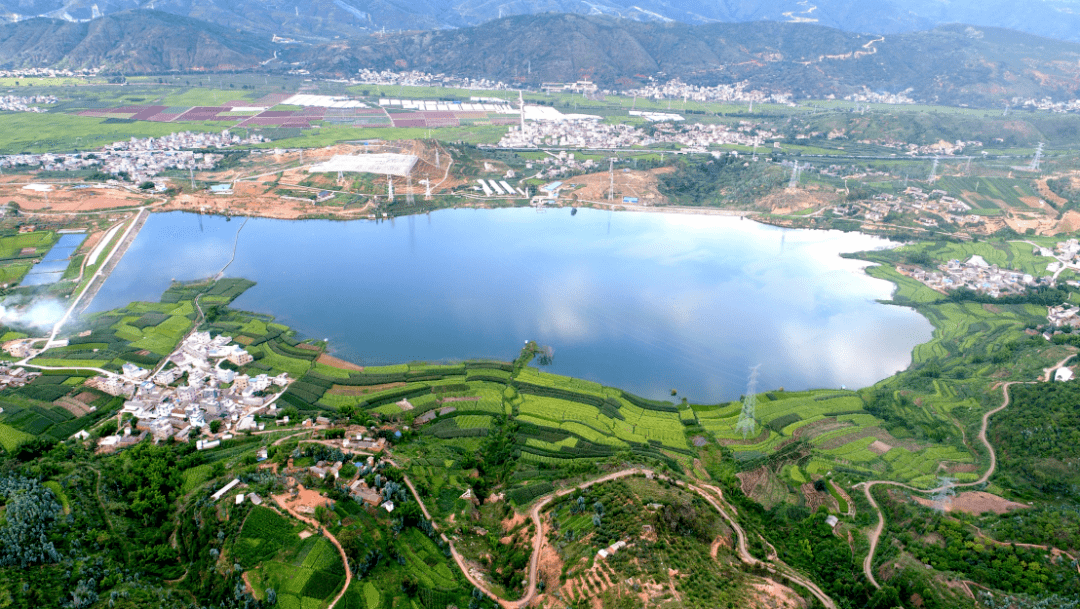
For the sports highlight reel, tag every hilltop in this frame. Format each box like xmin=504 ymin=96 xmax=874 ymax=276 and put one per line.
xmin=0 ymin=10 xmax=274 ymax=72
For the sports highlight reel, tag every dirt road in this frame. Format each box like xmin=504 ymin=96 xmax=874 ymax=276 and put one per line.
xmin=402 ymin=468 xmax=836 ymax=609
xmin=273 ymin=495 xmax=353 ymax=609
xmin=859 ymin=354 xmax=1073 ymax=588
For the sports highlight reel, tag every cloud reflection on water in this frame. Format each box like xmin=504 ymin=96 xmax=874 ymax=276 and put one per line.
xmin=87 ymin=209 xmax=931 ymax=402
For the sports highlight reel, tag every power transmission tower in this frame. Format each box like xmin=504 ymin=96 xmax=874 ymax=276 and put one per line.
xmin=788 ymin=161 xmax=800 ymax=189
xmin=518 ymin=90 xmax=526 ymax=132
xmin=1029 ymin=142 xmax=1045 ymax=172
xmin=930 ymin=476 xmax=957 ymax=512
xmin=928 ymin=156 xmax=940 ymax=182
xmin=609 ymin=158 xmax=615 ymax=201
xmin=735 ymin=366 xmax=761 ymax=439
xmin=387 ymin=174 xmax=393 ymax=201
xmin=406 ymin=172 xmax=414 ymax=205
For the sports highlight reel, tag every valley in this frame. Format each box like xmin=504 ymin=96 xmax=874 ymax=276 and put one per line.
xmin=2 ymin=8 xmax=1080 ymax=609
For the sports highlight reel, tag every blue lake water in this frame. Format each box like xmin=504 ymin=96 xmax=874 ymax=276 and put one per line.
xmin=21 ymin=233 xmax=86 ymax=286
xmin=85 ymin=209 xmax=933 ymax=403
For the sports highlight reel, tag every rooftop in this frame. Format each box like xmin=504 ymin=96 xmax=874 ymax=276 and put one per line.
xmin=309 ymin=153 xmax=419 ymax=177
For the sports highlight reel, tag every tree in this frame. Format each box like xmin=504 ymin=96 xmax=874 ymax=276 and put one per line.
xmin=209 ymin=419 xmax=222 ymax=434
xmin=868 ymin=585 xmax=900 ymax=609
xmin=97 ymin=420 xmax=118 ymax=438
xmin=138 ymin=181 xmax=155 ymax=190
xmin=13 ymin=437 xmax=57 ymax=461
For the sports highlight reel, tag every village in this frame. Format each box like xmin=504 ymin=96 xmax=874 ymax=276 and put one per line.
xmin=496 ymin=117 xmax=772 ymax=150
xmin=0 ymin=67 xmax=98 ymax=79
xmin=900 ymin=254 xmax=1045 ymax=297
xmin=0 ymin=130 xmax=265 ymax=186
xmin=831 ymin=186 xmax=987 ymax=228
xmin=898 ymin=238 xmax=1080 ymax=304
xmin=623 ymin=77 xmax=794 ymax=105
xmin=75 ymin=330 xmax=296 ymax=449
xmin=353 ymin=68 xmax=514 ymax=92
xmin=0 ymin=94 xmax=57 ymax=113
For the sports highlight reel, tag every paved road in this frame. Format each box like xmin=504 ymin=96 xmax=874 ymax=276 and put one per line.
xmin=859 ymin=354 xmax=1073 ymax=588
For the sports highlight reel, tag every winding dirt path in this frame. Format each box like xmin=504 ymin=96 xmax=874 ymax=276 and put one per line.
xmin=272 ymin=495 xmax=352 ymax=609
xmin=401 ymin=468 xmax=836 ymax=609
xmin=860 ymin=354 xmax=1073 ymax=588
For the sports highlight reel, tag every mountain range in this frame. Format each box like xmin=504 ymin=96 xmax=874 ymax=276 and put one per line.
xmin=3 ymin=10 xmax=1080 ymax=110
xmin=293 ymin=14 xmax=1080 ymax=107
xmin=5 ymin=0 xmax=1080 ymax=45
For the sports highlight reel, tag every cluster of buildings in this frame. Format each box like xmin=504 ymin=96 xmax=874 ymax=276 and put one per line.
xmin=1038 ymin=238 xmax=1080 ymax=266
xmin=0 ymin=130 xmax=262 ymax=186
xmin=837 ymin=87 xmax=916 ymax=105
xmin=833 ymin=187 xmax=985 ymax=228
xmin=650 ymin=121 xmax=774 ymax=152
xmin=522 ymin=151 xmax=600 ymax=180
xmin=902 ymin=139 xmax=983 ymax=156
xmin=1047 ymin=303 xmax=1080 ymax=328
xmin=623 ymin=78 xmax=794 ymax=106
xmin=353 ymin=68 xmax=513 ymax=91
xmin=107 ymin=130 xmax=265 ymax=152
xmin=497 ymin=118 xmax=770 ymax=150
xmin=0 ymin=95 xmax=57 ymax=112
xmin=900 ymin=255 xmax=1045 ymax=297
xmin=0 ymin=362 xmax=40 ymax=392
xmin=540 ymin=80 xmax=600 ymax=95
xmin=94 ymin=331 xmax=292 ymax=447
xmin=498 ymin=120 xmax=640 ymax=149
xmin=0 ymin=68 xmax=97 ymax=78
xmin=1032 ymin=237 xmax=1080 ymax=280
xmin=806 ymin=127 xmax=981 ymax=155
xmin=1014 ymin=97 xmax=1080 ymax=114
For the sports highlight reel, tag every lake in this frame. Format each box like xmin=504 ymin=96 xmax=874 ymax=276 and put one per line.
xmin=86 ymin=208 xmax=932 ymax=403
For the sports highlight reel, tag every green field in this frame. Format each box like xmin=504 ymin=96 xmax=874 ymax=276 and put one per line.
xmin=0 ymin=422 xmax=33 ymax=451
xmin=0 ymin=112 xmax=239 ymax=154
xmin=0 ymin=231 xmax=57 ymax=260
xmin=934 ymin=176 xmax=1040 ymax=210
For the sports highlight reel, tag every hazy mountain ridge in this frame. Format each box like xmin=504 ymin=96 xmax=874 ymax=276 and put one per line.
xmin=3 ymin=11 xmax=1080 ymax=109
xmin=0 ymin=10 xmax=274 ymax=71
xmin=6 ymin=0 xmax=1080 ymax=45
xmin=288 ymin=15 xmax=1080 ymax=107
